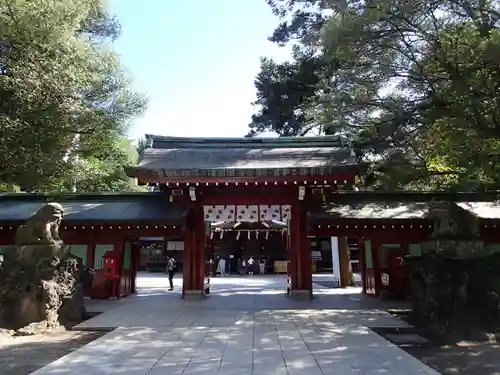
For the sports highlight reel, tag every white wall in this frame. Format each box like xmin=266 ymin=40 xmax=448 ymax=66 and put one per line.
xmin=330 ymin=237 xmax=341 ymax=288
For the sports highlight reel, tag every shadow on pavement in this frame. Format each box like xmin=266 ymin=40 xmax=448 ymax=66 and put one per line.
xmin=0 ymin=331 xmax=105 ymax=375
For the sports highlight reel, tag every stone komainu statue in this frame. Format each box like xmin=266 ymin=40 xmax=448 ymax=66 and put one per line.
xmin=428 ymin=200 xmax=479 ymax=239
xmin=15 ymin=202 xmax=64 ymax=246
xmin=0 ymin=202 xmax=94 ymax=331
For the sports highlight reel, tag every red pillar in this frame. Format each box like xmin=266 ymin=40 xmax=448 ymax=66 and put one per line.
xmin=182 ymin=203 xmax=205 ymax=297
xmin=288 ymin=231 xmax=298 ymax=289
xmin=114 ymin=239 xmax=124 ymax=298
xmin=290 ymin=201 xmax=312 ymax=298
xmin=358 ymin=237 xmax=367 ymax=294
xmin=86 ymin=231 xmax=95 ymax=268
xmin=84 ymin=231 xmax=95 ymax=297
xmin=182 ymin=226 xmax=194 ymax=295
xmin=130 ymin=242 xmax=141 ymax=294
xmin=371 ymin=238 xmax=382 ymax=297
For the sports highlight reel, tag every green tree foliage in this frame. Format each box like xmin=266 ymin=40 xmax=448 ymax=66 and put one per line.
xmin=37 ymin=137 xmax=144 ymax=193
xmin=136 ymin=137 xmax=149 ymax=157
xmin=0 ymin=0 xmax=146 ymax=192
xmin=251 ymin=0 xmax=500 ymax=190
xmin=249 ymin=56 xmax=328 ymax=137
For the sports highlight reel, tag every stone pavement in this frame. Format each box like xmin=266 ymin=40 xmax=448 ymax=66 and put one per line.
xmin=30 ymin=274 xmax=440 ymax=375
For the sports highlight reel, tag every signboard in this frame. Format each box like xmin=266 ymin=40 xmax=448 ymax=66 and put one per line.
xmin=166 ymin=241 xmax=184 ymax=251
xmin=311 ymin=250 xmax=322 ymax=260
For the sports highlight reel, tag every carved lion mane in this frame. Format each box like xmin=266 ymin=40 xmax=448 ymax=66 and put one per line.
xmin=15 ymin=202 xmax=64 ymax=246
xmin=428 ymin=200 xmax=457 ymax=237
xmin=428 ymin=200 xmax=479 ymax=238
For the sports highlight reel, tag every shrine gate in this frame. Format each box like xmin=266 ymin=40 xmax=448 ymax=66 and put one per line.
xmin=127 ymin=135 xmax=361 ymax=298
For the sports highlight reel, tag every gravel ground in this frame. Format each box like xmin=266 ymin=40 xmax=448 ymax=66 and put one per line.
xmin=379 ymin=311 xmax=500 ymax=375
xmin=0 ymin=330 xmax=106 ymax=375
xmin=405 ymin=338 xmax=500 ymax=375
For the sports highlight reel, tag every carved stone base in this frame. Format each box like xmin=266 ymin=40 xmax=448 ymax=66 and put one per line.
xmin=0 ymin=202 xmax=93 ymax=332
xmin=0 ymin=254 xmax=94 ymax=331
xmin=289 ymin=290 xmax=313 ymax=300
xmin=182 ymin=290 xmax=207 ymax=300
xmin=5 ymin=292 xmax=44 ymax=329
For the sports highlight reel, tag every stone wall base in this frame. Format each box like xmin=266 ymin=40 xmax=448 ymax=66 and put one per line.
xmin=289 ymin=290 xmax=313 ymax=300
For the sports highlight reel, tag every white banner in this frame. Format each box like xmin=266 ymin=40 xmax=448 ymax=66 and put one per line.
xmin=203 ymin=205 xmax=236 ymax=222
xmin=259 ymin=205 xmax=281 ymax=221
xmin=236 ymin=205 xmax=259 ymax=222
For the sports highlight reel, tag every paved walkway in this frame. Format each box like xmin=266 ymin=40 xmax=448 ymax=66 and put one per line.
xmin=30 ymin=274 xmax=440 ymax=375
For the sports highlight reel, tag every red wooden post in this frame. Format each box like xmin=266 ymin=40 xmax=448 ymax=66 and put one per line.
xmin=86 ymin=229 xmax=95 ymax=268
xmin=290 ymin=200 xmax=312 ymax=298
xmin=370 ymin=238 xmax=382 ymax=297
xmin=194 ymin=203 xmax=206 ymax=293
xmin=130 ymin=241 xmax=141 ymax=294
xmin=182 ymin=203 xmax=205 ymax=297
xmin=84 ymin=232 xmax=95 ymax=297
xmin=300 ymin=206 xmax=312 ymax=294
xmin=114 ymin=239 xmax=124 ymax=298
xmin=288 ymin=211 xmax=297 ymax=291
xmin=358 ymin=237 xmax=367 ymax=294
xmin=182 ymin=226 xmax=194 ymax=296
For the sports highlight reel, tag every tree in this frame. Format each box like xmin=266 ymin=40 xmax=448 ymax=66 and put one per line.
xmin=248 ymin=56 xmax=328 ymax=137
xmin=249 ymin=1 xmax=330 ymax=137
xmin=136 ymin=137 xmax=149 ymax=156
xmin=251 ymin=0 xmax=500 ymax=190
xmin=0 ymin=0 xmax=146 ymax=191
xmin=36 ymin=137 xmax=144 ymax=193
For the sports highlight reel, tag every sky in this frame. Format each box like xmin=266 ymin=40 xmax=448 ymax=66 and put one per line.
xmin=107 ymin=0 xmax=293 ymax=141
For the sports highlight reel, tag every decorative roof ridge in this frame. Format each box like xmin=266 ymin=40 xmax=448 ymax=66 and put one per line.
xmin=144 ymin=134 xmax=350 ymax=149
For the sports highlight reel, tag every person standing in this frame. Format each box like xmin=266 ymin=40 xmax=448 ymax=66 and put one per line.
xmin=166 ymin=256 xmax=176 ymax=291
xmin=219 ymin=257 xmax=226 ymax=276
xmin=259 ymin=258 xmax=266 ymax=275
xmin=247 ymin=257 xmax=255 ymax=276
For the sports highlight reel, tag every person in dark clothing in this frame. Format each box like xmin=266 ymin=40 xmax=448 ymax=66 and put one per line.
xmin=166 ymin=256 xmax=176 ymax=291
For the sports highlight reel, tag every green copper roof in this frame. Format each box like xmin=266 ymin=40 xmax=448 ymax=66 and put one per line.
xmin=311 ymin=200 xmax=500 ymax=220
xmin=0 ymin=193 xmax=187 ymax=223
xmin=313 ymin=202 xmax=431 ymax=219
xmin=136 ymin=135 xmax=358 ymax=178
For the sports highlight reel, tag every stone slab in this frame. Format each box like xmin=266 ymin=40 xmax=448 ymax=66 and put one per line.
xmin=30 ymin=274 xmax=440 ymax=375
xmin=386 ymin=333 xmax=430 ymax=345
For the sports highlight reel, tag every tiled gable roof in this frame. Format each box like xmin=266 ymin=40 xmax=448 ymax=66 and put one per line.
xmin=134 ymin=135 xmax=358 ymax=177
